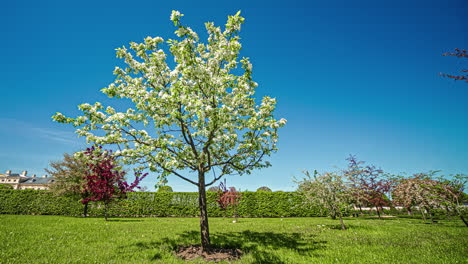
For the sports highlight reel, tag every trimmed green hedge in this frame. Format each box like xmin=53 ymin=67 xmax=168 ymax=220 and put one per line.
xmin=0 ymin=190 xmax=323 ymax=217
xmin=0 ymin=190 xmax=81 ymax=215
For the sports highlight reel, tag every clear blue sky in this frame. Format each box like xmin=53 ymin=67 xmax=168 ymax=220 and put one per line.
xmin=1 ymin=0 xmax=467 ymax=191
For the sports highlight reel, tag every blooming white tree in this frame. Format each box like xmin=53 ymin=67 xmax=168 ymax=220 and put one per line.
xmin=393 ymin=173 xmax=468 ymax=226
xmin=392 ymin=172 xmax=445 ymax=223
xmin=297 ymin=170 xmax=351 ymax=230
xmin=53 ymin=10 xmax=286 ymax=250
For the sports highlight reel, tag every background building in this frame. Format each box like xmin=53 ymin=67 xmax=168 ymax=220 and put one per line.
xmin=0 ymin=170 xmax=54 ymax=190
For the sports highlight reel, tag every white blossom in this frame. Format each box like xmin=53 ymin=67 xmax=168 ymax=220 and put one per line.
xmin=53 ymin=10 xmax=286 ymax=187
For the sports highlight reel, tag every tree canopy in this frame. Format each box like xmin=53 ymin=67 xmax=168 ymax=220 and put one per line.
xmin=53 ymin=10 xmax=285 ymax=188
xmin=297 ymin=170 xmax=350 ymax=230
xmin=344 ymin=155 xmax=391 ymax=218
xmin=47 ymin=152 xmax=89 ymax=198
xmin=46 ymin=152 xmax=91 ymax=216
xmin=157 ymin=185 xmax=173 ymax=192
xmin=256 ymin=186 xmax=272 ymax=192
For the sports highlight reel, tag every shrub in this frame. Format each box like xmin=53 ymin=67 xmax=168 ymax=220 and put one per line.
xmin=207 ymin=186 xmax=220 ymax=192
xmin=0 ymin=184 xmax=13 ymax=190
xmin=157 ymin=186 xmax=173 ymax=192
xmin=256 ymin=186 xmax=272 ymax=192
xmin=0 ymin=190 xmax=323 ymax=217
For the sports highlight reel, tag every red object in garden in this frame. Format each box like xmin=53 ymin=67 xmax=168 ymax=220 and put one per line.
xmin=216 ymin=179 xmax=242 ymax=220
xmin=81 ymin=146 xmax=147 ymax=220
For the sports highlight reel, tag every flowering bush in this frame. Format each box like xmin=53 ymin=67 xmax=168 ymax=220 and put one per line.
xmin=81 ymin=146 xmax=147 ymax=220
xmin=216 ymin=180 xmax=242 ymax=221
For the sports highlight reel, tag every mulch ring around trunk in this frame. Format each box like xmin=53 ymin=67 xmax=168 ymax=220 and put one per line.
xmin=176 ymin=245 xmax=242 ymax=262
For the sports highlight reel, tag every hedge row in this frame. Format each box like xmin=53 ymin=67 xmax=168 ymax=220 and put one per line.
xmin=0 ymin=190 xmax=324 ymax=217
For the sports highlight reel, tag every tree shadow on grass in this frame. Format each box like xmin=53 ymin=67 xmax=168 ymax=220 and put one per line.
xmin=105 ymin=219 xmax=144 ymax=222
xmin=326 ymin=224 xmax=351 ymax=230
xmin=132 ymin=230 xmax=326 ymax=263
xmin=345 ymin=216 xmax=397 ymax=221
xmin=71 ymin=216 xmax=144 ymax=222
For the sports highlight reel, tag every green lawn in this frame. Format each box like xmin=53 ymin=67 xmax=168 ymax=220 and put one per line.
xmin=0 ymin=215 xmax=466 ymax=263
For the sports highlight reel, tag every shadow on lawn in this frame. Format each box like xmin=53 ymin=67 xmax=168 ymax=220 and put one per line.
xmin=75 ymin=216 xmax=144 ymax=222
xmin=133 ymin=230 xmax=326 ymax=263
xmin=105 ymin=219 xmax=144 ymax=222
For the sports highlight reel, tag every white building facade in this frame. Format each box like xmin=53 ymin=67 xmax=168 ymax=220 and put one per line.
xmin=0 ymin=170 xmax=54 ymax=190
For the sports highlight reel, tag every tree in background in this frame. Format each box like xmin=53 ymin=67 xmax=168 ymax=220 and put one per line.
xmin=297 ymin=170 xmax=350 ymax=230
xmin=46 ymin=152 xmax=91 ymax=217
xmin=428 ymin=174 xmax=467 ymax=227
xmin=392 ymin=176 xmax=421 ymax=215
xmin=256 ymin=186 xmax=272 ymax=192
xmin=437 ymin=174 xmax=468 ymax=227
xmin=157 ymin=185 xmax=173 ymax=192
xmin=343 ymin=156 xmax=368 ymax=214
xmin=440 ymin=48 xmax=467 ymax=83
xmin=81 ymin=147 xmax=146 ymax=220
xmin=53 ymin=10 xmax=286 ymax=250
xmin=344 ymin=155 xmax=391 ymax=218
xmin=392 ymin=172 xmax=444 ymax=223
xmin=207 ymin=186 xmax=221 ymax=192
xmin=216 ymin=179 xmax=242 ymax=222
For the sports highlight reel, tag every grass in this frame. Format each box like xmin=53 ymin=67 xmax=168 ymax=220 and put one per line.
xmin=0 ymin=215 xmax=466 ymax=264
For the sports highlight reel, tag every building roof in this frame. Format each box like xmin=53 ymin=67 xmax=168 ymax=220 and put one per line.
xmin=0 ymin=173 xmax=22 ymax=177
xmin=1 ymin=171 xmax=54 ymax=185
xmin=21 ymin=178 xmax=54 ymax=185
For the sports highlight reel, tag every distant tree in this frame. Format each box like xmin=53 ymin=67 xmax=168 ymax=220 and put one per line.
xmin=392 ymin=176 xmax=420 ymax=215
xmin=216 ymin=180 xmax=242 ymax=222
xmin=256 ymin=186 xmax=272 ymax=192
xmin=430 ymin=174 xmax=467 ymax=227
xmin=297 ymin=170 xmax=350 ymax=230
xmin=81 ymin=146 xmax=147 ymax=220
xmin=207 ymin=186 xmax=221 ymax=192
xmin=344 ymin=155 xmax=391 ymax=218
xmin=46 ymin=152 xmax=91 ymax=217
xmin=393 ymin=172 xmax=445 ymax=223
xmin=52 ymin=10 xmax=286 ymax=250
xmin=415 ymin=178 xmax=444 ymax=223
xmin=440 ymin=48 xmax=467 ymax=83
xmin=343 ymin=157 xmax=368 ymax=214
xmin=157 ymin=185 xmax=173 ymax=192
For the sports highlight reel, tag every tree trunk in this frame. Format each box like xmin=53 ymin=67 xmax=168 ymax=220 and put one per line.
xmin=454 ymin=207 xmax=468 ymax=227
xmin=459 ymin=214 xmax=468 ymax=227
xmin=198 ymin=171 xmax=211 ymax=251
xmin=444 ymin=205 xmax=451 ymax=219
xmin=421 ymin=208 xmax=427 ymax=221
xmin=234 ymin=206 xmax=238 ymax=222
xmin=330 ymin=209 xmax=337 ymax=220
xmin=83 ymin=203 xmax=88 ymax=218
xmin=376 ymin=207 xmax=381 ymax=219
xmin=338 ymin=212 xmax=346 ymax=230
xmin=428 ymin=213 xmax=435 ymax=223
xmin=425 ymin=207 xmax=435 ymax=223
xmin=104 ymin=203 xmax=108 ymax=221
